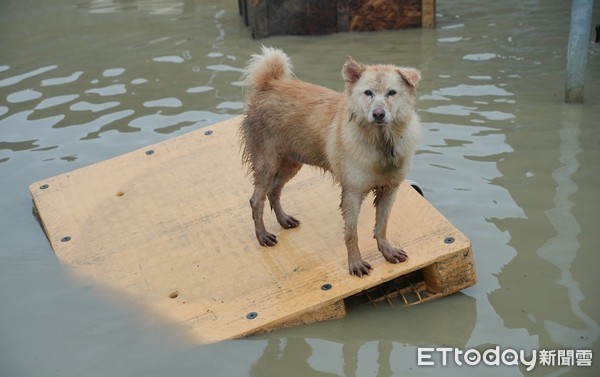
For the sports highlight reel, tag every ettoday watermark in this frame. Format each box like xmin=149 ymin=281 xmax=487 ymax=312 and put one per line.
xmin=417 ymin=347 xmax=593 ymax=371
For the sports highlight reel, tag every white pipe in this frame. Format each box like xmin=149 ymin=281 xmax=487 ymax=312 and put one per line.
xmin=564 ymin=0 xmax=594 ymax=103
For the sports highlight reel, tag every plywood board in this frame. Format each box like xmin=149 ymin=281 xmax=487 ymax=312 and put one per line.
xmin=30 ymin=116 xmax=472 ymax=344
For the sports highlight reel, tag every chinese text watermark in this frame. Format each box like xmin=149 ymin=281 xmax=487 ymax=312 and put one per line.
xmin=417 ymin=347 xmax=592 ymax=371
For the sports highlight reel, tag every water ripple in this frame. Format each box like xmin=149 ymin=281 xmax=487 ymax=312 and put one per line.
xmin=85 ymin=84 xmax=127 ymax=96
xmin=206 ymin=64 xmax=243 ymax=72
xmin=70 ymin=101 xmax=121 ymax=112
xmin=438 ymin=37 xmax=463 ymax=43
xmin=0 ymin=65 xmax=57 ymax=87
xmin=463 ymin=53 xmax=497 ymax=61
xmin=153 ymin=56 xmax=185 ymax=63
xmin=129 ymin=111 xmax=226 ymax=134
xmin=216 ymin=101 xmax=243 ymax=110
xmin=434 ymin=84 xmax=513 ymax=97
xmin=143 ymin=98 xmax=183 ymax=108
xmin=103 ymin=68 xmax=126 ymax=77
xmin=78 ymin=110 xmax=137 ymax=139
xmin=0 ymin=110 xmax=65 ymax=141
xmin=187 ymin=86 xmax=214 ymax=93
xmin=7 ymin=89 xmax=43 ymax=103
xmin=41 ymin=71 xmax=84 ymax=87
xmin=425 ymin=104 xmax=477 ymax=116
xmin=35 ymin=95 xmax=80 ymax=110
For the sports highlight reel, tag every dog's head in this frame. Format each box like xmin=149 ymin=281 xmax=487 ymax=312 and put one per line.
xmin=342 ymin=57 xmax=420 ymax=126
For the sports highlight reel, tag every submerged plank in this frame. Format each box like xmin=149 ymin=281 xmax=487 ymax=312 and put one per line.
xmin=30 ymin=116 xmax=474 ymax=344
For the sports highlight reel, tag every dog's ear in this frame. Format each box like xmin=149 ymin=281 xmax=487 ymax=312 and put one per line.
xmin=398 ymin=67 xmax=421 ymax=88
xmin=343 ymin=56 xmax=366 ymax=88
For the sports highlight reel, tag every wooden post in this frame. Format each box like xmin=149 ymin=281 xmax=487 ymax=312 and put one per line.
xmin=422 ymin=0 xmax=436 ymax=28
xmin=247 ymin=0 xmax=269 ymax=39
xmin=337 ymin=0 xmax=350 ymax=32
xmin=564 ymin=0 xmax=593 ymax=103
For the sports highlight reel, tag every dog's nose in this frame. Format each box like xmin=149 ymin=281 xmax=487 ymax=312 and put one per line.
xmin=372 ymin=108 xmax=386 ymax=121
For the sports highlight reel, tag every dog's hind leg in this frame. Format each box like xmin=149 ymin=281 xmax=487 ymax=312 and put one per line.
xmin=374 ymin=186 xmax=408 ymax=263
xmin=250 ymin=182 xmax=278 ymax=246
xmin=268 ymin=159 xmax=302 ymax=229
xmin=249 ymin=159 xmax=280 ymax=246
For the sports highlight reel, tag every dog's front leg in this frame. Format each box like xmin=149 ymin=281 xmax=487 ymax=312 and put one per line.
xmin=341 ymin=188 xmax=371 ymax=277
xmin=374 ymin=186 xmax=408 ymax=263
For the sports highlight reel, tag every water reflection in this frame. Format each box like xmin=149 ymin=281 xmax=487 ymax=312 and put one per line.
xmin=250 ymin=338 xmax=404 ymax=377
xmin=251 ymin=338 xmax=340 ymax=377
xmin=488 ymin=104 xmax=600 ymax=359
xmin=538 ymin=108 xmax=599 ymax=348
xmin=247 ymin=292 xmax=477 ymax=375
xmin=411 ymin=21 xmax=550 ymax=355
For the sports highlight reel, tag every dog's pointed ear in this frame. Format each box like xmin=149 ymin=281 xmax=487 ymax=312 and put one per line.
xmin=398 ymin=67 xmax=421 ymax=88
xmin=343 ymin=56 xmax=366 ymax=88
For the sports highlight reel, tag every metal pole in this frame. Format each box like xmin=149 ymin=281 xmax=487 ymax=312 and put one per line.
xmin=564 ymin=0 xmax=593 ymax=103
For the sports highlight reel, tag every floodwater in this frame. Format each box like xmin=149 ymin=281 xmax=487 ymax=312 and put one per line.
xmin=1 ymin=0 xmax=599 ymax=376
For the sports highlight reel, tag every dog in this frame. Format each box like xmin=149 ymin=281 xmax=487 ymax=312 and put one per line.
xmin=239 ymin=46 xmax=421 ymax=277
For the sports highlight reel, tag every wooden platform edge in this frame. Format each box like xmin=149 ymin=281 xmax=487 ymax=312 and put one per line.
xmin=247 ymin=300 xmax=347 ymax=337
xmin=245 ymin=245 xmax=476 ymax=337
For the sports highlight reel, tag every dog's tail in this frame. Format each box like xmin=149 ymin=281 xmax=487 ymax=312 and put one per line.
xmin=242 ymin=46 xmax=293 ymax=93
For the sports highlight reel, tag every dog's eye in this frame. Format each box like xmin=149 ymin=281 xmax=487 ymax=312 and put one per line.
xmin=364 ymin=90 xmax=373 ymax=97
xmin=387 ymin=90 xmax=397 ymax=96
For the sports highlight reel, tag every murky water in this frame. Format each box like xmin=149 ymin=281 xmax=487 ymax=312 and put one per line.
xmin=1 ymin=0 xmax=599 ymax=376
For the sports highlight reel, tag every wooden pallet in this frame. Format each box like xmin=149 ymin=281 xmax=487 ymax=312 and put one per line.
xmin=30 ymin=116 xmax=475 ymax=344
xmin=239 ymin=0 xmax=436 ymax=39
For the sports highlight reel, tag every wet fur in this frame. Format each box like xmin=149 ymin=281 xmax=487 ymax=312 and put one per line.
xmin=239 ymin=46 xmax=421 ymax=277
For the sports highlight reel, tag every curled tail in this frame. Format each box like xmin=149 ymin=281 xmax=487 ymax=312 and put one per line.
xmin=242 ymin=46 xmax=293 ymax=93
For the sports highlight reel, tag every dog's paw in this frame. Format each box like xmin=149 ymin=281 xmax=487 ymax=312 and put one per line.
xmin=278 ymin=214 xmax=300 ymax=229
xmin=349 ymin=259 xmax=373 ymax=277
xmin=257 ymin=231 xmax=278 ymax=247
xmin=381 ymin=246 xmax=408 ymax=264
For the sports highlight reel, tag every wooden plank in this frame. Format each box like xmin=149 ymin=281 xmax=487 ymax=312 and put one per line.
xmin=423 ymin=249 xmax=476 ymax=294
xmin=255 ymin=300 xmax=347 ymax=335
xmin=349 ymin=0 xmax=422 ymax=32
xmin=30 ymin=115 xmax=474 ymax=344
xmin=243 ymin=0 xmax=436 ymax=38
